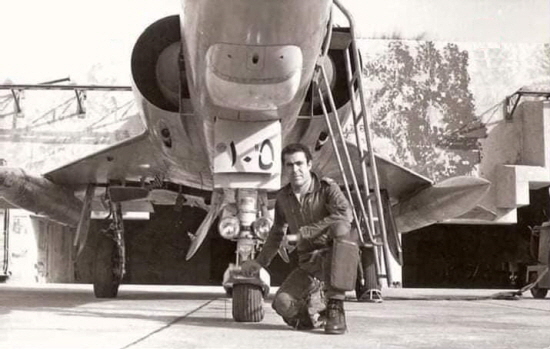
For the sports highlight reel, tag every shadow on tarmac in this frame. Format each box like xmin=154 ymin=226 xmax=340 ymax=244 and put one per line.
xmin=0 ymin=287 xmax=223 ymax=307
xmin=175 ymin=316 xmax=288 ymax=331
xmin=117 ymin=290 xmax=223 ymax=301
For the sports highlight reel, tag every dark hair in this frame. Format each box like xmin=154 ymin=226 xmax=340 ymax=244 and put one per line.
xmin=281 ymin=143 xmax=312 ymax=163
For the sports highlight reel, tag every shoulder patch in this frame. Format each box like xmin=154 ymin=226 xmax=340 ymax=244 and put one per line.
xmin=320 ymin=176 xmax=337 ymax=186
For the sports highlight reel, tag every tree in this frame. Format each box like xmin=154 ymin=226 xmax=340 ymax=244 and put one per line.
xmin=364 ymin=40 xmax=483 ymax=181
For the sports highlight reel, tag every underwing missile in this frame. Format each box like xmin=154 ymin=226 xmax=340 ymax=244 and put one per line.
xmin=0 ymin=167 xmax=82 ymax=227
xmin=393 ymin=176 xmax=491 ymax=233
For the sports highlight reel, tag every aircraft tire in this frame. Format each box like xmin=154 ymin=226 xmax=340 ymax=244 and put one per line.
xmin=355 ymin=246 xmax=379 ymax=301
xmin=529 ymin=272 xmax=548 ymax=299
xmin=232 ymin=284 xmax=264 ymax=322
xmin=93 ymin=233 xmax=121 ymax=298
xmin=531 ymin=287 xmax=548 ymax=299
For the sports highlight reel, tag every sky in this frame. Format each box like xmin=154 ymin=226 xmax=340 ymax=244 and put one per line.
xmin=0 ymin=0 xmax=549 ymax=84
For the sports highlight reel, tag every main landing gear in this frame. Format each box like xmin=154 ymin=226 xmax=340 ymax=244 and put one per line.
xmin=525 ymin=222 xmax=550 ymax=299
xmin=93 ymin=201 xmax=126 ymax=298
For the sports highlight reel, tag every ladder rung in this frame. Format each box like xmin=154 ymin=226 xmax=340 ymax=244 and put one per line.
xmin=360 ymin=215 xmax=379 ymax=221
xmin=354 ymin=110 xmax=363 ymax=123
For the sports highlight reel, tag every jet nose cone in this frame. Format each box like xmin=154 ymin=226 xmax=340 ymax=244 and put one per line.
xmin=206 ymin=44 xmax=303 ymax=111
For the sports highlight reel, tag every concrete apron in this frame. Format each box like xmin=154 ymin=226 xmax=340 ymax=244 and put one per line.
xmin=1 ymin=284 xmax=550 ymax=349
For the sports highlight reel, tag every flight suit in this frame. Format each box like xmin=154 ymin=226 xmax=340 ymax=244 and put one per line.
xmin=256 ymin=172 xmax=359 ymax=329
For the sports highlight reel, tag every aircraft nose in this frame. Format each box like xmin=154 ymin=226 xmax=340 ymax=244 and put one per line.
xmin=205 ymin=43 xmax=303 ymax=111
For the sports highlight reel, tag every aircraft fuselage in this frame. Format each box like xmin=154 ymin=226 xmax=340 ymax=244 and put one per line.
xmin=180 ymin=0 xmax=332 ymax=189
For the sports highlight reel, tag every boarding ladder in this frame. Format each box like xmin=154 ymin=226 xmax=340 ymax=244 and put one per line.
xmin=312 ymin=0 xmax=399 ymax=287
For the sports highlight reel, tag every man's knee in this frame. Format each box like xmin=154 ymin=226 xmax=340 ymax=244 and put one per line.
xmin=328 ymin=221 xmax=351 ymax=240
xmin=272 ymin=292 xmax=301 ymax=319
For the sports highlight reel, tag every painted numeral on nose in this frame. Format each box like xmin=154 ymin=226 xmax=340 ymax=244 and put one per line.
xmin=259 ymin=139 xmax=274 ymax=170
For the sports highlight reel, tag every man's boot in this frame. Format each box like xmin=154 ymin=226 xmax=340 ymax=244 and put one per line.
xmin=324 ymin=299 xmax=346 ymax=334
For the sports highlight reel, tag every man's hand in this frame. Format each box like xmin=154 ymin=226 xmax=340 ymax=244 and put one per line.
xmin=240 ymin=260 xmax=262 ymax=276
xmin=298 ymin=226 xmax=316 ymax=239
xmin=285 ymin=234 xmax=301 ymax=245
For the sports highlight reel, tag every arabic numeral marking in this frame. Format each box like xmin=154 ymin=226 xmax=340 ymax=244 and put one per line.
xmin=258 ymin=139 xmax=274 ymax=170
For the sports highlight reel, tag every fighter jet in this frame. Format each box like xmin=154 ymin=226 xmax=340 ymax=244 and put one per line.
xmin=0 ymin=0 xmax=489 ymax=322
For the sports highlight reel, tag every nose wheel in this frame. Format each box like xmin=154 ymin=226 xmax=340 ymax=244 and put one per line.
xmin=224 ymin=264 xmax=270 ymax=322
xmin=232 ymin=284 xmax=265 ymax=322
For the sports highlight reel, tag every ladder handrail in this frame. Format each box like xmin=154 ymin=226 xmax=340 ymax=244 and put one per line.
xmin=314 ymin=72 xmax=364 ymax=246
xmin=327 ymin=0 xmax=394 ymax=286
xmin=315 ymin=63 xmax=390 ymax=283
xmin=340 ymin=49 xmax=385 ymax=276
xmin=342 ymin=49 xmax=377 ymax=244
xmin=315 ymin=64 xmax=386 ymax=280
xmin=316 ymin=65 xmax=382 ymax=247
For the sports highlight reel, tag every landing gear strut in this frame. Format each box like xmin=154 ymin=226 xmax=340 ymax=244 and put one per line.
xmin=219 ymin=189 xmax=271 ymax=322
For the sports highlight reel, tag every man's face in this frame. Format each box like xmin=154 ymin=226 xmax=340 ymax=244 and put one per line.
xmin=283 ymin=151 xmax=312 ymax=189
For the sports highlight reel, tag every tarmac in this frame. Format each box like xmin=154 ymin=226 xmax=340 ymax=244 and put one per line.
xmin=1 ymin=283 xmax=550 ymax=349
